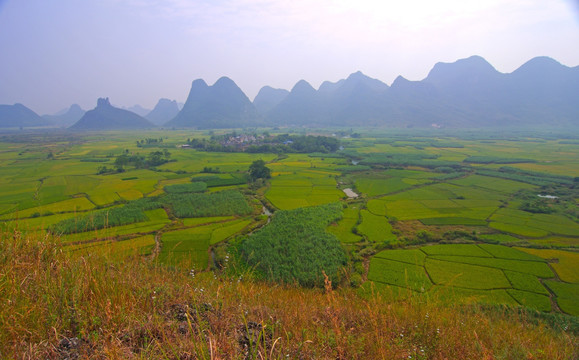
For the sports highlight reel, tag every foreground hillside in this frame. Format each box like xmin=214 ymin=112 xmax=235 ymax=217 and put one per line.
xmin=1 ymin=230 xmax=577 ymax=359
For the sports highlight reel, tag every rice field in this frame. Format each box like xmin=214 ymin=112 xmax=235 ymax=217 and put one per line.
xmin=366 ymin=244 xmax=570 ymax=313
xmin=266 ymin=167 xmax=343 ymax=210
xmin=326 ymin=206 xmax=362 ymax=243
xmin=0 ymin=130 xmax=578 ymax=316
xmin=356 ymin=210 xmax=397 ymax=244
xmin=517 ymin=248 xmax=579 ymax=283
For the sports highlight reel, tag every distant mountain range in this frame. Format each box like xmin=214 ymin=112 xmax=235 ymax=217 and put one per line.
xmin=168 ymin=55 xmax=578 ymax=129
xmin=70 ymin=98 xmax=154 ymax=130
xmin=145 ymin=98 xmax=180 ymax=125
xmin=0 ymin=103 xmax=50 ymax=128
xmin=1 ymin=56 xmax=577 ymax=130
xmin=261 ymin=56 xmax=579 ymax=128
xmin=165 ymin=77 xmax=259 ymax=129
xmin=42 ymin=104 xmax=85 ymax=127
xmin=124 ymin=104 xmax=151 ymax=117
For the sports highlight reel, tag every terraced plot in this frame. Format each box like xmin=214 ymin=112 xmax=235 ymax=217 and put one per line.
xmin=449 ymin=175 xmax=535 ymax=194
xmin=517 ymin=248 xmax=579 ymax=283
xmin=376 ymin=180 xmax=504 ymax=224
xmin=544 ymin=281 xmax=579 ymax=316
xmin=326 ymin=206 xmax=362 ymax=243
xmin=266 ymin=171 xmax=342 ymax=210
xmin=159 ymin=227 xmax=212 ymax=269
xmin=367 ymin=258 xmax=432 ymax=292
xmin=367 ymin=244 xmax=561 ymax=313
xmin=59 ymin=209 xmax=170 ymax=243
xmin=357 ymin=210 xmax=397 ymax=244
xmin=490 ymin=207 xmax=579 ymax=238
xmin=425 ymin=258 xmax=512 ymax=289
xmin=67 ymin=235 xmax=156 ymax=259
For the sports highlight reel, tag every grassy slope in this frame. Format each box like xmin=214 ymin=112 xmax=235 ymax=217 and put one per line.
xmin=0 ymin=230 xmax=577 ymax=359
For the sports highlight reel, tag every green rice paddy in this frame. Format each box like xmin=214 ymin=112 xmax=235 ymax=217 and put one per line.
xmin=366 ymin=243 xmax=575 ymax=314
xmin=1 ymin=130 xmax=578 ymax=315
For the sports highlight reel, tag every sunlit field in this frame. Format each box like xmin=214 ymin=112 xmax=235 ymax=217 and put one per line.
xmin=1 ymin=129 xmax=578 ymax=357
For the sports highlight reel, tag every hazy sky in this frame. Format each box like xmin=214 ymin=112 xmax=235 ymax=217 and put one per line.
xmin=1 ymin=0 xmax=578 ymax=114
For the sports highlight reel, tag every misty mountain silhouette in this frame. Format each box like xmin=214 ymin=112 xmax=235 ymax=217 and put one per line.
xmin=43 ymin=104 xmax=85 ymax=127
xmin=70 ymin=98 xmax=155 ymax=130
xmin=0 ymin=103 xmax=50 ymax=128
xmin=146 ymin=98 xmax=180 ymax=126
xmin=165 ymin=77 xmax=259 ymax=129
xmin=7 ymin=56 xmax=577 ymax=130
xmin=253 ymin=86 xmax=289 ymax=114
xmin=261 ymin=55 xmax=579 ymax=128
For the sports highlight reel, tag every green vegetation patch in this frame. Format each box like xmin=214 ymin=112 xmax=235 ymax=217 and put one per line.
xmin=51 ymin=206 xmax=149 ymax=234
xmin=164 ymin=182 xmax=207 ymax=194
xmin=419 ymin=217 xmax=487 ymax=226
xmin=367 ymin=258 xmax=432 ymax=292
xmin=421 ymin=244 xmax=492 ymax=258
xmin=489 ymin=222 xmax=549 ymax=238
xmin=326 ymin=206 xmax=362 ymax=243
xmin=429 ymin=255 xmax=554 ymax=278
xmin=431 ymin=286 xmax=519 ymax=306
xmin=355 ymin=176 xmax=412 ymax=197
xmin=374 ymin=249 xmax=427 ymax=266
xmin=476 ymin=167 xmax=574 ymax=186
xmin=335 ymin=165 xmax=371 ymax=173
xmin=239 ymin=203 xmax=347 ymax=287
xmin=479 ymin=233 xmax=521 ymax=244
xmin=491 ymin=208 xmax=579 ymax=237
xmin=357 ymin=210 xmax=397 ymax=244
xmin=463 ymin=156 xmax=536 ymax=164
xmin=182 ymin=216 xmax=234 ymax=227
xmin=450 ymin=175 xmax=534 ymax=194
xmin=365 ymin=199 xmax=386 ymax=216
xmin=68 ymin=235 xmax=155 ymax=259
xmin=425 ymin=258 xmax=511 ymax=290
xmin=504 ymin=270 xmax=549 ymax=295
xmin=518 ymin=248 xmax=579 ymax=283
xmin=167 ymin=190 xmax=252 ymax=218
xmin=159 ymin=227 xmax=212 ymax=270
xmin=508 ymin=292 xmax=550 ymax=312
xmin=478 ymin=244 xmax=544 ymax=261
xmin=210 ymin=219 xmax=251 ymax=245
xmin=544 ymin=281 xmax=579 ymax=316
xmin=191 ymin=174 xmax=247 ymax=187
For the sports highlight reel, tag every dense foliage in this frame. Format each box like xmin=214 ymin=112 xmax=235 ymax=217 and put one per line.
xmin=164 ymin=182 xmax=207 ymax=194
xmin=359 ymin=153 xmax=460 ymax=168
xmin=167 ymin=190 xmax=252 ymax=218
xmin=246 ymin=134 xmax=340 ymax=153
xmin=464 ymin=156 xmax=536 ymax=164
xmin=476 ymin=166 xmax=575 ymax=186
xmin=239 ymin=203 xmax=347 ymax=287
xmin=136 ymin=137 xmax=170 ymax=148
xmin=248 ymin=160 xmax=271 ymax=181
xmin=51 ymin=206 xmax=149 ymax=234
xmin=187 ymin=134 xmax=340 ymax=154
xmin=51 ymin=188 xmax=252 ymax=233
xmin=191 ymin=175 xmax=247 ymax=187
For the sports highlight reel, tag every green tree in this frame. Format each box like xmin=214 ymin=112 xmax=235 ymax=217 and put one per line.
xmin=249 ymin=160 xmax=271 ymax=181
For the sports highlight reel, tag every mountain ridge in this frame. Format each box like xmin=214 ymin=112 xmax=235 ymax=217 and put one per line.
xmin=165 ymin=77 xmax=260 ymax=129
xmin=42 ymin=104 xmax=85 ymax=127
xmin=70 ymin=98 xmax=155 ymax=130
xmin=0 ymin=103 xmax=51 ymax=128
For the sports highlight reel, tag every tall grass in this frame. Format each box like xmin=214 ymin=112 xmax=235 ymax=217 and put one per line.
xmin=0 ymin=229 xmax=577 ymax=359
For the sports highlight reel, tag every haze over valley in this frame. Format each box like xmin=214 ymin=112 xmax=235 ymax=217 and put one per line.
xmin=1 ymin=1 xmax=578 ymax=358
xmin=1 ymin=55 xmax=578 ymax=130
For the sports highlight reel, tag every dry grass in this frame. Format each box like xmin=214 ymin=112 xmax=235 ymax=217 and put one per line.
xmin=0 ymin=229 xmax=577 ymax=359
